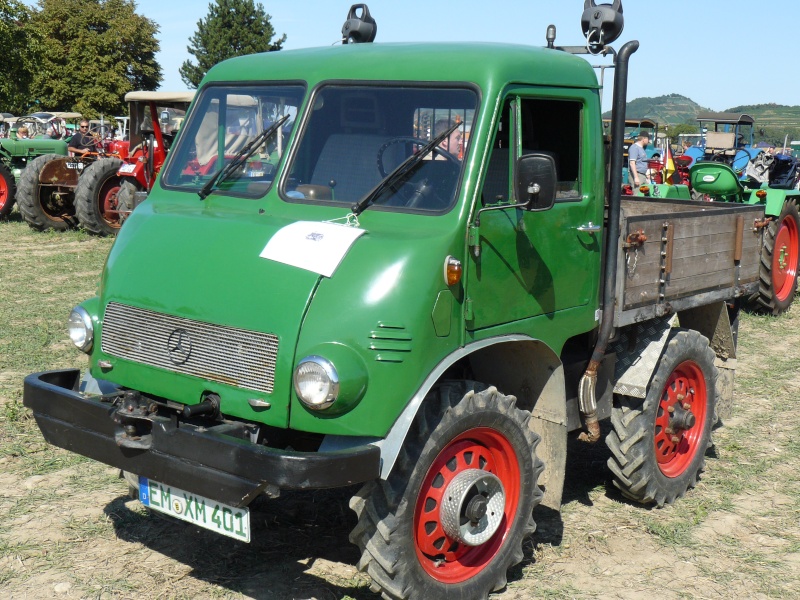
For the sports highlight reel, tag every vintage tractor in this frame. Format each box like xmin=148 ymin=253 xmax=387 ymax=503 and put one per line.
xmin=0 ymin=129 xmax=69 ymax=218
xmin=688 ymin=160 xmax=799 ymax=314
xmin=74 ymin=91 xmax=193 ymax=236
xmin=15 ymin=122 xmax=125 ymax=231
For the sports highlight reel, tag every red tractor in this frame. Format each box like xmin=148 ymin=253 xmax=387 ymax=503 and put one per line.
xmin=74 ymin=91 xmax=193 ymax=235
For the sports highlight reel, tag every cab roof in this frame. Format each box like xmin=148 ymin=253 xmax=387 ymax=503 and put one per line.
xmin=203 ymin=42 xmax=600 ymax=92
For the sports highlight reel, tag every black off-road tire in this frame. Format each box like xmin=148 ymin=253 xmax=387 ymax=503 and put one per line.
xmin=75 ymin=157 xmax=124 ymax=236
xmin=17 ymin=153 xmax=73 ymax=231
xmin=0 ymin=162 xmax=17 ymax=218
xmin=750 ymin=198 xmax=799 ymax=315
xmin=116 ymin=179 xmax=140 ymax=219
xmin=606 ymin=329 xmax=718 ymax=507
xmin=349 ymin=382 xmax=544 ymax=600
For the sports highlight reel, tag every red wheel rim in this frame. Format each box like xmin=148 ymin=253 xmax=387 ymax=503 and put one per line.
xmin=654 ymin=361 xmax=707 ymax=478
xmin=772 ymin=215 xmax=799 ymax=302
xmin=99 ymin=181 xmax=122 ymax=228
xmin=0 ymin=176 xmax=8 ymax=211
xmin=413 ymin=427 xmax=520 ymax=583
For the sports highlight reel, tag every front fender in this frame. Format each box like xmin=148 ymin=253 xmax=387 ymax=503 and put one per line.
xmin=375 ymin=335 xmax=567 ymax=510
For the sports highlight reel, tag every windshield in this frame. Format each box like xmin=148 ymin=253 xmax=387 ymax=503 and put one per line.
xmin=162 ymin=84 xmax=304 ymax=198
xmin=283 ymin=85 xmax=477 ymax=213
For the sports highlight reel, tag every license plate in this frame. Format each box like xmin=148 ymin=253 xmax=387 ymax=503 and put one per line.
xmin=119 ymin=163 xmax=136 ymax=174
xmin=138 ymin=476 xmax=250 ymax=542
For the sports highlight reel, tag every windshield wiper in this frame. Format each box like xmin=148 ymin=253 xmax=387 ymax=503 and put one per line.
xmin=198 ymin=114 xmax=290 ymax=200
xmin=351 ymin=122 xmax=459 ymax=216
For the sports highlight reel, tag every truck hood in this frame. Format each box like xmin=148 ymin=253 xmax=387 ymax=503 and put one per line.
xmin=95 ymin=201 xmax=323 ymax=427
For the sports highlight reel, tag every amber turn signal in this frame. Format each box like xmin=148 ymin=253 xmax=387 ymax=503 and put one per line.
xmin=444 ymin=256 xmax=462 ymax=286
xmin=756 ymin=189 xmax=767 ymax=199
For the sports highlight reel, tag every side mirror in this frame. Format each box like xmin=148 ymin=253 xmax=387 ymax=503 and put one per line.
xmin=516 ymin=153 xmax=557 ymax=211
xmin=159 ymin=110 xmax=170 ymax=125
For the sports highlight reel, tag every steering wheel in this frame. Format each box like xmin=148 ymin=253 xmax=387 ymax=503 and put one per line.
xmin=376 ymin=136 xmax=460 ymax=209
xmin=376 ymin=136 xmax=459 ymax=177
xmin=709 ymin=148 xmax=736 ymax=164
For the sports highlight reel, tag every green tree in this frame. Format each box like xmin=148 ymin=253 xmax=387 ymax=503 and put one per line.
xmin=665 ymin=123 xmax=699 ymax=138
xmin=27 ymin=0 xmax=161 ymax=118
xmin=0 ymin=0 xmax=36 ymax=114
xmin=180 ymin=0 xmax=285 ymax=89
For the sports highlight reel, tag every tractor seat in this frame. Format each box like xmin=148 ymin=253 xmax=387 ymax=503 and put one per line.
xmin=689 ymin=162 xmax=744 ymax=197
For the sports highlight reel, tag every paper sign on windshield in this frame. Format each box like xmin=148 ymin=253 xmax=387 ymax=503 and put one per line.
xmin=259 ymin=221 xmax=366 ymax=277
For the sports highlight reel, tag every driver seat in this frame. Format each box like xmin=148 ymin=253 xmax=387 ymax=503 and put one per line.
xmin=310 ymin=133 xmax=403 ymax=202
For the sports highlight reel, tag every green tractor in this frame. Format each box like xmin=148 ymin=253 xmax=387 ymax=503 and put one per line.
xmin=0 ymin=126 xmax=68 ymax=218
xmin=689 ymin=161 xmax=799 ymax=314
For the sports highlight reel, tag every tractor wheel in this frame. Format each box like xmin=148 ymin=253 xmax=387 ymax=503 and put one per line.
xmin=750 ymin=198 xmax=799 ymax=315
xmin=606 ymin=329 xmax=718 ymax=507
xmin=17 ymin=153 xmax=74 ymax=231
xmin=349 ymin=382 xmax=543 ymax=599
xmin=0 ymin=162 xmax=17 ymax=218
xmin=75 ymin=158 xmax=124 ymax=236
xmin=116 ymin=179 xmax=142 ymax=224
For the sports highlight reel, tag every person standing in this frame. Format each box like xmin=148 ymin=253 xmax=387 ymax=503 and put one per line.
xmin=628 ymin=133 xmax=650 ymax=187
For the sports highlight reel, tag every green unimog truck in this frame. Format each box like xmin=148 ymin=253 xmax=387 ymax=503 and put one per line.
xmin=23 ymin=3 xmax=765 ymax=598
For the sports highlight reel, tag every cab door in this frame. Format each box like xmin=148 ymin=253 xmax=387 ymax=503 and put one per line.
xmin=465 ymin=89 xmax=603 ymax=331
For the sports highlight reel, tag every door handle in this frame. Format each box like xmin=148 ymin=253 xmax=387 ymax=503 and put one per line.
xmin=577 ymin=222 xmax=601 ymax=233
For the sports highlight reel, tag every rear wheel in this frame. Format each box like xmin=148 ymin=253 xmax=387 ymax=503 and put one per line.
xmin=606 ymin=329 xmax=718 ymax=507
xmin=17 ymin=153 xmax=74 ymax=231
xmin=0 ymin=162 xmax=17 ymax=218
xmin=74 ymin=158 xmax=124 ymax=236
xmin=350 ymin=382 xmax=543 ymax=599
xmin=751 ymin=199 xmax=799 ymax=315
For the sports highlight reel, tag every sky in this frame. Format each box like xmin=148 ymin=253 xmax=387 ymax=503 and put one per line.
xmin=24 ymin=0 xmax=800 ymax=113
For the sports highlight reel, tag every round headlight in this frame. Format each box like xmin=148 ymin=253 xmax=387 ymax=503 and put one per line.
xmin=67 ymin=306 xmax=94 ymax=353
xmin=293 ymin=356 xmax=339 ymax=410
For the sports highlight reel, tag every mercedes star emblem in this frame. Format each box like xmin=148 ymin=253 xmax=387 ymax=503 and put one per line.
xmin=167 ymin=328 xmax=192 ymax=365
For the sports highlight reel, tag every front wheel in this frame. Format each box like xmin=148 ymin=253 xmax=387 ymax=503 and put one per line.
xmin=350 ymin=382 xmax=543 ymax=599
xmin=0 ymin=162 xmax=17 ymax=218
xmin=750 ymin=198 xmax=799 ymax=315
xmin=74 ymin=158 xmax=124 ymax=236
xmin=17 ymin=153 xmax=73 ymax=231
xmin=606 ymin=329 xmax=718 ymax=507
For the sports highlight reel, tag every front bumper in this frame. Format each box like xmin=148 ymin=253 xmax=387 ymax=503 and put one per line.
xmin=23 ymin=369 xmax=381 ymax=507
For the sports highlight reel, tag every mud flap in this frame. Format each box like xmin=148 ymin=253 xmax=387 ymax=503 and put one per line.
xmin=611 ymin=315 xmax=678 ymax=399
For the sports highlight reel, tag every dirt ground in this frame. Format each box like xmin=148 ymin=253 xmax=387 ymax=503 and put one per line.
xmin=1 ymin=227 xmax=798 ymax=599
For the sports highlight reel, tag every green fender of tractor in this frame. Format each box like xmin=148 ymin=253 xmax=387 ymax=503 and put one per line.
xmin=742 ymin=186 xmax=800 ymax=218
xmin=689 ymin=162 xmax=744 ymax=200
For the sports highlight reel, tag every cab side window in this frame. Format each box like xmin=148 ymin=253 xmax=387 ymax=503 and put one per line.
xmin=480 ymin=97 xmax=583 ymax=206
xmin=519 ymin=98 xmax=582 ymax=201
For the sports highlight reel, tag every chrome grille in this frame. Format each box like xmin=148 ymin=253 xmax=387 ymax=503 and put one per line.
xmin=102 ymin=302 xmax=279 ymax=393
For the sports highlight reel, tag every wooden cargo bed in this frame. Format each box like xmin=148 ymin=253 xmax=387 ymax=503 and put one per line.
xmin=614 ymin=198 xmax=765 ymax=327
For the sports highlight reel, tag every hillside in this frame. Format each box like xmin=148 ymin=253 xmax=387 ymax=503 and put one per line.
xmin=603 ymin=96 xmax=800 ymax=143
xmin=602 ymin=94 xmax=709 ymax=124
xmin=726 ymin=103 xmax=800 ymax=132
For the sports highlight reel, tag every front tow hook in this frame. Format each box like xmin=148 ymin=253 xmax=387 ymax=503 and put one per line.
xmin=108 ymin=390 xmax=158 ymax=450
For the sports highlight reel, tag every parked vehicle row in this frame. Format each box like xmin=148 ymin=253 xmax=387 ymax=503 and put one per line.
xmin=0 ymin=92 xmax=193 ymax=235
